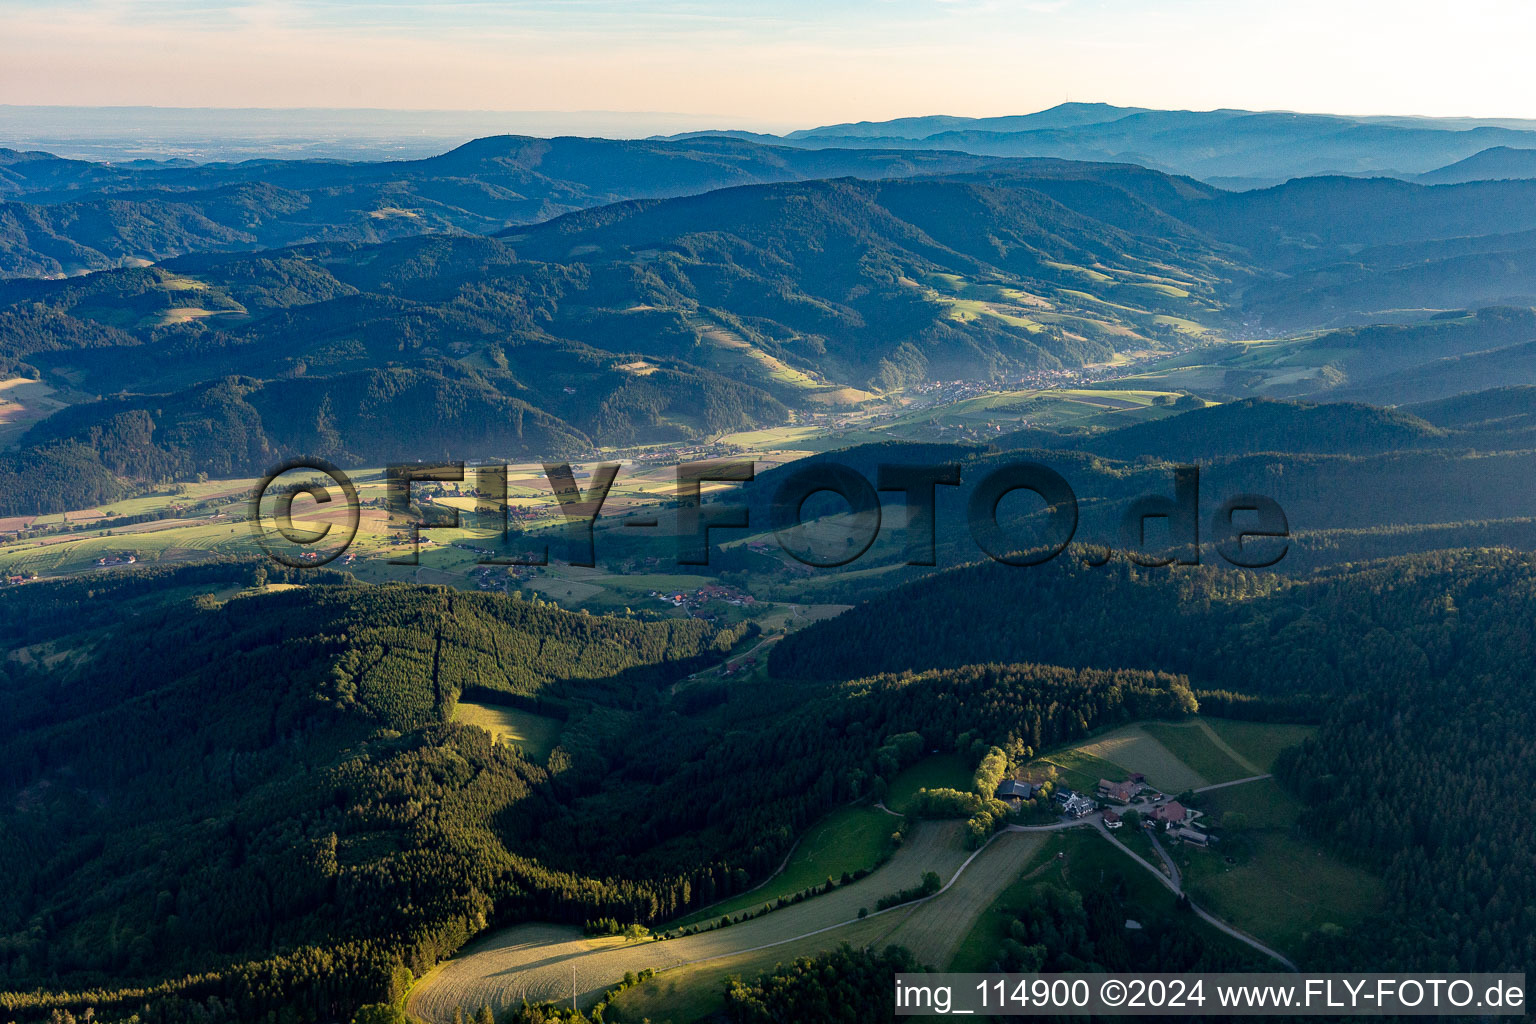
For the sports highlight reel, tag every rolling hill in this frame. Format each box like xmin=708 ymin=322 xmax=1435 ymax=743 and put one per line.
xmin=0 ymin=560 xmax=1195 ymax=1020
xmin=718 ymin=104 xmax=1536 ymax=182
xmin=0 ymin=170 xmax=1246 ymax=511
xmin=0 ymin=137 xmax=1011 ymax=277
xmin=9 ymin=158 xmax=1536 ymax=514
xmin=1076 ymin=397 xmax=1445 ymax=460
xmin=503 ymin=175 xmax=1238 ymax=385
xmin=1283 ymin=307 xmax=1536 ymax=402
xmin=1404 ymin=385 xmax=1536 ymax=430
xmin=1416 ymin=146 xmax=1536 ymax=184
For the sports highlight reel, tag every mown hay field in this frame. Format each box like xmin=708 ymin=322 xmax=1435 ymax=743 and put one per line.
xmin=408 ymin=822 xmax=970 ymax=1022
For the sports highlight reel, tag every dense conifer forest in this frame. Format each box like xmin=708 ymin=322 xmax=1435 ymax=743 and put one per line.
xmin=0 ymin=561 xmax=1201 ymax=1022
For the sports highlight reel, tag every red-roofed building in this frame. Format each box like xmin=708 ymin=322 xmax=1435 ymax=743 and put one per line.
xmin=1151 ymin=801 xmax=1189 ymax=825
xmin=1098 ymin=778 xmax=1142 ymax=803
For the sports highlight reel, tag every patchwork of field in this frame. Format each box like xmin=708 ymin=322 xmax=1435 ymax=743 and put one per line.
xmin=0 ymin=441 xmax=866 ymax=592
xmin=1041 ymin=723 xmax=1209 ymax=793
xmin=874 ymin=830 xmax=1049 ymax=971
xmin=1141 ymin=721 xmax=1257 ymax=782
xmin=1023 ymin=719 xmax=1365 ymax=961
xmin=612 ymin=831 xmax=1054 ymax=1022
xmin=916 ymin=266 xmax=1218 ymax=351
xmin=1035 ymin=716 xmax=1301 ymax=795
xmin=407 ymin=822 xmax=970 ymax=1022
xmin=1019 ymin=717 xmax=1362 ymax=961
xmin=1093 ymin=334 xmax=1344 ymax=402
xmin=0 ymin=520 xmax=254 ymax=575
xmin=886 ymin=386 xmax=1190 ymax=433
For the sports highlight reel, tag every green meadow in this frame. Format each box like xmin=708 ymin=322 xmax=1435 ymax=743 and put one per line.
xmin=451 ymin=701 xmax=564 ymax=761
xmin=666 ymin=804 xmax=897 ymax=929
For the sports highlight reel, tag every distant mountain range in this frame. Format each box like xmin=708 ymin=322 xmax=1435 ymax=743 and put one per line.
xmin=662 ymin=103 xmax=1536 ymax=186
xmin=1414 ymin=146 xmax=1536 ymax=184
xmin=5 ymin=158 xmax=1536 ymax=516
xmin=4 ymin=112 xmax=1536 ymax=513
xmin=6 ymin=103 xmax=1536 ymax=279
xmin=0 ymin=137 xmax=1016 ymax=277
xmin=0 ymin=168 xmax=1239 ymax=513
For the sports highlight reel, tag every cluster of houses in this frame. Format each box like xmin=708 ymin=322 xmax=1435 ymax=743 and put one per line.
xmin=993 ymin=768 xmax=1214 ymax=847
xmin=469 ymin=566 xmax=510 ymax=591
xmin=453 ymin=542 xmax=542 ymax=569
xmin=1096 ymin=774 xmax=1212 ymax=846
xmin=467 ymin=562 xmax=544 ymax=591
xmin=650 ymin=584 xmax=755 ymax=613
xmin=94 ymin=554 xmax=137 ymax=567
xmin=993 ymin=777 xmax=1099 ymax=817
xmin=628 ymin=444 xmax=726 ymax=464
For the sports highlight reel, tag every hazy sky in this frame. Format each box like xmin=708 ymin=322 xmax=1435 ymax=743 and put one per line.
xmin=4 ymin=0 xmax=1535 ymax=129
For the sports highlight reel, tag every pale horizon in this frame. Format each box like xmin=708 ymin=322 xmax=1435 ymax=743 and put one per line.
xmin=4 ymin=1 xmax=1536 ymax=128
xmin=10 ymin=100 xmax=1536 ymax=130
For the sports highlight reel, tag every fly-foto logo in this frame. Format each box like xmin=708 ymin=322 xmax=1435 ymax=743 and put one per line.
xmin=249 ymin=459 xmax=1289 ymax=570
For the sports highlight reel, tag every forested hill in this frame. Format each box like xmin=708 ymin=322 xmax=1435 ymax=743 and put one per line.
xmin=1072 ymin=398 xmax=1446 ymax=460
xmin=0 ymin=565 xmax=742 ymax=1019
xmin=1259 ymin=307 xmax=1536 ymax=403
xmin=502 ymin=175 xmax=1237 ymax=384
xmin=0 ymin=137 xmax=1010 ymax=277
xmin=1415 ymin=146 xmax=1536 ymax=184
xmin=0 ymin=560 xmax=1196 ymax=1022
xmin=0 ymin=169 xmax=1236 ymax=513
xmin=20 ymin=368 xmax=597 ymax=479
xmin=768 ymin=549 xmax=1525 ymax=694
xmin=772 ymin=550 xmax=1536 ymax=972
xmin=720 ymin=392 xmax=1536 ymax=602
xmin=1 ymin=564 xmax=743 ymax=740
xmin=11 ymin=163 xmax=1536 ymax=514
xmin=947 ymin=167 xmax=1536 ymax=323
xmin=763 ymin=104 xmax=1536 ymax=182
